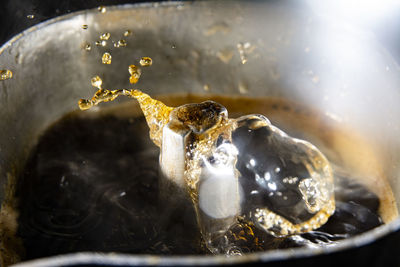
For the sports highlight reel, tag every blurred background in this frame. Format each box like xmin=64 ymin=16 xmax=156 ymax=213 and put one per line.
xmin=0 ymin=0 xmax=399 ymax=63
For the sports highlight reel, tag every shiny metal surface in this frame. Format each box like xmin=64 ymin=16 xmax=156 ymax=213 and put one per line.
xmin=1 ymin=1 xmax=400 ymax=266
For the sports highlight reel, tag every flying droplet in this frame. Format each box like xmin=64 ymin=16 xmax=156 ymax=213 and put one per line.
xmin=129 ymin=74 xmax=140 ymax=84
xmin=128 ymin=65 xmax=141 ymax=75
xmin=91 ymin=76 xmax=103 ymax=89
xmin=128 ymin=65 xmax=142 ymax=84
xmin=82 ymin=24 xmax=88 ymax=30
xmin=114 ymin=39 xmax=127 ymax=48
xmin=98 ymin=6 xmax=106 ymax=13
xmin=124 ymin=30 xmax=132 ymax=37
xmin=100 ymin=32 xmax=111 ymax=41
xmin=95 ymin=40 xmax=107 ymax=47
xmin=27 ymin=14 xmax=35 ymax=19
xmin=0 ymin=70 xmax=13 ymax=81
xmin=83 ymin=43 xmax=91 ymax=51
xmin=102 ymin=52 xmax=112 ymax=64
xmin=139 ymin=57 xmax=153 ymax=67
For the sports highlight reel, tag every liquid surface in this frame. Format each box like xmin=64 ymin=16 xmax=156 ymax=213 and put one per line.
xmin=15 ymin=95 xmax=388 ymax=260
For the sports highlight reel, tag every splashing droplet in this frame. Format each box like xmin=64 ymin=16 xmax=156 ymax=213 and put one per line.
xmin=114 ymin=39 xmax=127 ymax=48
xmin=0 ymin=69 xmax=13 ymax=81
xmin=98 ymin=6 xmax=106 ymax=13
xmin=128 ymin=65 xmax=142 ymax=84
xmin=83 ymin=43 xmax=91 ymax=51
xmin=91 ymin=76 xmax=103 ymax=89
xmin=100 ymin=33 xmax=111 ymax=41
xmin=102 ymin=52 xmax=112 ymax=64
xmin=140 ymin=57 xmax=153 ymax=67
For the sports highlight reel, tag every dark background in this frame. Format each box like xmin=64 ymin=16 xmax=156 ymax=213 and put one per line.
xmin=0 ymin=0 xmax=166 ymax=46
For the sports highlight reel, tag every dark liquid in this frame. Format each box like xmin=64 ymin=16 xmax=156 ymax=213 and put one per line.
xmin=15 ymin=96 xmax=385 ymax=260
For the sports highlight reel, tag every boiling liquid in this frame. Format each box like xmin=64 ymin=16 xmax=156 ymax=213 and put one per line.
xmin=15 ymin=94 xmax=396 ymax=260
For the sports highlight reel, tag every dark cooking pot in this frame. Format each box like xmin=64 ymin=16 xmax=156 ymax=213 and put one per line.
xmin=1 ymin=1 xmax=400 ymax=266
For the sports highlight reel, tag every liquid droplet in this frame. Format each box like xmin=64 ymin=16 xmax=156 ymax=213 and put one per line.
xmin=114 ymin=39 xmax=127 ymax=48
xmin=124 ymin=30 xmax=132 ymax=37
xmin=100 ymin=33 xmax=111 ymax=41
xmin=83 ymin=43 xmax=91 ymax=51
xmin=102 ymin=52 xmax=112 ymax=64
xmin=27 ymin=14 xmax=35 ymax=19
xmin=129 ymin=74 xmax=140 ymax=84
xmin=98 ymin=6 xmax=106 ymax=13
xmin=91 ymin=76 xmax=102 ymax=89
xmin=128 ymin=65 xmax=142 ymax=84
xmin=128 ymin=65 xmax=141 ymax=75
xmin=0 ymin=69 xmax=13 ymax=81
xmin=78 ymin=99 xmax=92 ymax=110
xmin=139 ymin=57 xmax=153 ymax=67
xmin=82 ymin=25 xmax=88 ymax=30
xmin=95 ymin=41 xmax=107 ymax=47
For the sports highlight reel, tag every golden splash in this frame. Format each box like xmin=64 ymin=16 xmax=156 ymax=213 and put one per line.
xmin=79 ymin=88 xmax=172 ymax=147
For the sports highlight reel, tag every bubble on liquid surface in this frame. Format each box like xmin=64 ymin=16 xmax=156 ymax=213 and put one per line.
xmin=231 ymin=115 xmax=334 ymax=237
